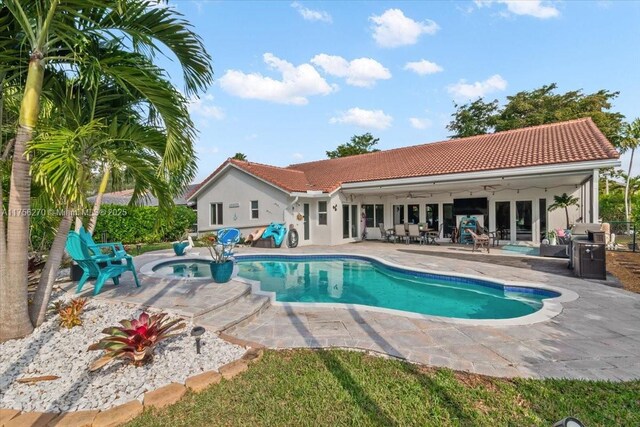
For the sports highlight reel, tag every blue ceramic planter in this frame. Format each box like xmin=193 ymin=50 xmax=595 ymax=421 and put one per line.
xmin=172 ymin=242 xmax=190 ymax=256
xmin=209 ymin=260 xmax=234 ymax=283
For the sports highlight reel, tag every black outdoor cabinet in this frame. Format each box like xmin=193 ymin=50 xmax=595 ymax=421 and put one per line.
xmin=572 ymin=241 xmax=606 ymax=280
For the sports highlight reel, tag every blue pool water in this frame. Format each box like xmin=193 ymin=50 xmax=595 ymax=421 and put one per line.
xmin=236 ymin=255 xmax=559 ymax=320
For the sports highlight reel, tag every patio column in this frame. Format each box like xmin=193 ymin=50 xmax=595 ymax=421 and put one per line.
xmin=592 ymin=169 xmax=599 ymax=222
xmin=438 ymin=203 xmax=444 ymax=238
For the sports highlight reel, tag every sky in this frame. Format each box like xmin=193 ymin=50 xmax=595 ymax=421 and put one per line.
xmin=154 ymin=0 xmax=640 ymax=183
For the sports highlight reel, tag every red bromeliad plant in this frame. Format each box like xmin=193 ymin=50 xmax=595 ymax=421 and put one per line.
xmin=88 ymin=312 xmax=186 ymax=371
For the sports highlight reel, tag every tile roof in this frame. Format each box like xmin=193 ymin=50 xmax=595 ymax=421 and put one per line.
xmin=189 ymin=118 xmax=619 ymax=197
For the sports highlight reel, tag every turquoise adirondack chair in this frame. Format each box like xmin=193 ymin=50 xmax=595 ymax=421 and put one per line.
xmin=67 ymin=231 xmax=140 ymax=295
xmin=78 ymin=226 xmax=129 ymax=261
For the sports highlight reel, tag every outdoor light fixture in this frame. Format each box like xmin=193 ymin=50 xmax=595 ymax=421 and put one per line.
xmin=191 ymin=326 xmax=205 ymax=354
xmin=553 ymin=417 xmax=585 ymax=427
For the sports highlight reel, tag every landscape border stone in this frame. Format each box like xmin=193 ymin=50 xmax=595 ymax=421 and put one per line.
xmin=0 ymin=346 xmax=262 ymax=427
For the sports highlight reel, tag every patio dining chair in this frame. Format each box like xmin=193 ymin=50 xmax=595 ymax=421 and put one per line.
xmin=426 ymin=224 xmax=443 ymax=245
xmin=468 ymin=230 xmax=490 ymax=253
xmin=378 ymin=223 xmax=393 ymax=242
xmin=394 ymin=224 xmax=407 ymax=244
xmin=407 ymin=223 xmax=422 ymax=244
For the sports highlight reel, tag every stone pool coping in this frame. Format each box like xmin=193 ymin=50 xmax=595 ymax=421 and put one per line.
xmin=230 ymin=252 xmax=578 ymax=327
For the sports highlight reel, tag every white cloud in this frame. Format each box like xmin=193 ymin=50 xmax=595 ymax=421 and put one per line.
xmin=369 ymin=9 xmax=439 ymax=48
xmin=310 ymin=54 xmax=391 ymax=88
xmin=475 ymin=1 xmax=560 ymax=19
xmin=291 ymin=2 xmax=332 ymax=23
xmin=404 ymin=59 xmax=443 ymax=76
xmin=188 ymin=94 xmax=225 ymax=121
xmin=409 ymin=117 xmax=432 ymax=130
xmin=447 ymin=74 xmax=507 ymax=100
xmin=245 ymin=133 xmax=258 ymax=141
xmin=292 ymin=152 xmax=304 ymax=160
xmin=330 ymin=108 xmax=393 ymax=130
xmin=219 ymin=53 xmax=335 ymax=105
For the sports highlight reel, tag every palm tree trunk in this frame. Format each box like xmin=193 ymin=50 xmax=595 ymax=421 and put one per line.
xmin=87 ymin=168 xmax=110 ymax=234
xmin=624 ymin=147 xmax=635 ymax=232
xmin=564 ymin=207 xmax=570 ymax=229
xmin=29 ymin=213 xmax=73 ymax=327
xmin=0 ymin=54 xmax=44 ymax=340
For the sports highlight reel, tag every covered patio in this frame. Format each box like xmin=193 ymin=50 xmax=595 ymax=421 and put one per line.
xmin=346 ymin=165 xmax=601 ymax=245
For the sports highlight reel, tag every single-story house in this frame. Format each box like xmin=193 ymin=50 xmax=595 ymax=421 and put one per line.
xmin=186 ymin=118 xmax=620 ymax=246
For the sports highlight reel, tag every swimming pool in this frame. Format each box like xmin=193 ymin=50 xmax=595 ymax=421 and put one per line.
xmin=235 ymin=255 xmax=561 ymax=320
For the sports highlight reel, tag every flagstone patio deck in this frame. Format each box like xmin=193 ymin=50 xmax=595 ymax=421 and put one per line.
xmin=71 ymin=242 xmax=640 ymax=381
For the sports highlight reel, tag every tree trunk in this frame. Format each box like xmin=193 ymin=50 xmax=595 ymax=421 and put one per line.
xmin=565 ymin=207 xmax=570 ymax=229
xmin=87 ymin=168 xmax=110 ymax=234
xmin=624 ymin=147 xmax=635 ymax=232
xmin=29 ymin=214 xmax=73 ymax=327
xmin=0 ymin=54 xmax=44 ymax=340
xmin=605 ymin=177 xmax=609 ymax=195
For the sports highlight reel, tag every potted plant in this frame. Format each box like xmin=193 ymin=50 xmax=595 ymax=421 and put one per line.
xmin=205 ymin=235 xmax=235 ymax=283
xmin=547 ymin=230 xmax=557 ymax=246
xmin=172 ymin=229 xmax=191 ymax=256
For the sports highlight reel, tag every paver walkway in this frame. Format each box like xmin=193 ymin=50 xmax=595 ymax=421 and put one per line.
xmin=228 ymin=242 xmax=640 ymax=381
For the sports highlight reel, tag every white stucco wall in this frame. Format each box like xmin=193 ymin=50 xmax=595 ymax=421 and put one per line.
xmin=194 ymin=167 xmax=291 ymax=236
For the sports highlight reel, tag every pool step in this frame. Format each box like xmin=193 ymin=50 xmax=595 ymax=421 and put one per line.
xmin=193 ymin=292 xmax=270 ymax=333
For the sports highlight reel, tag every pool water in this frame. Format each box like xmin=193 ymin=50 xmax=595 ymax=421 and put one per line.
xmin=153 ymin=259 xmax=212 ymax=278
xmin=236 ymin=256 xmax=559 ymax=320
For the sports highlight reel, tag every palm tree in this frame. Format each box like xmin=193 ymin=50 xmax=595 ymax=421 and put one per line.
xmin=0 ymin=0 xmax=212 ymax=340
xmin=620 ymin=119 xmax=639 ymax=228
xmin=232 ymin=152 xmax=247 ymax=161
xmin=548 ymin=193 xmax=580 ymax=229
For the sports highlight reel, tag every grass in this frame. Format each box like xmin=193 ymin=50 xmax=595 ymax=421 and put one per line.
xmin=125 ymin=242 xmax=174 ymax=256
xmin=127 ymin=349 xmax=640 ymax=427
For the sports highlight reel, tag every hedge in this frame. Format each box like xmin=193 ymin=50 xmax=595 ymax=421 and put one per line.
xmin=92 ymin=204 xmax=196 ymax=244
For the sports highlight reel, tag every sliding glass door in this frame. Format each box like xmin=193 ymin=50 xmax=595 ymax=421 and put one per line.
xmin=495 ymin=201 xmax=510 ymax=241
xmin=516 ymin=201 xmax=532 ymax=241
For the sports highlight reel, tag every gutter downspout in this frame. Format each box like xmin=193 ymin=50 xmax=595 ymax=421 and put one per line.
xmin=286 ymin=195 xmax=299 ymax=223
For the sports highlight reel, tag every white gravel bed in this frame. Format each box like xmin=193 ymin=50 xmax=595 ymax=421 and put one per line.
xmin=0 ymin=294 xmax=245 ymax=412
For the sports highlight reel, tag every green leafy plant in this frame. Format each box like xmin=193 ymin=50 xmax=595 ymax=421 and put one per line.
xmin=53 ymin=298 xmax=87 ymax=329
xmin=203 ymin=234 xmax=235 ymax=264
xmin=88 ymin=312 xmax=186 ymax=371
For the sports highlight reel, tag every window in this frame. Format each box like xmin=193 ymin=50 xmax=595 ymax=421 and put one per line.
xmin=318 ymin=201 xmax=328 ymax=225
xmin=210 ymin=203 xmax=223 ymax=225
xmin=425 ymin=204 xmax=439 ymax=229
xmin=250 ymin=200 xmax=259 ymax=219
xmin=408 ymin=204 xmax=420 ymax=224
xmin=363 ymin=204 xmax=385 ymax=228
xmin=393 ymin=205 xmax=405 ymax=225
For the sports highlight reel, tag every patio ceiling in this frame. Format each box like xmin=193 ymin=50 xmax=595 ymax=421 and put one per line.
xmin=340 ymin=170 xmax=591 ymax=196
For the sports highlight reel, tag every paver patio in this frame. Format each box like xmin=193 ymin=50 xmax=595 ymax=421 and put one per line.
xmin=71 ymin=242 xmax=640 ymax=381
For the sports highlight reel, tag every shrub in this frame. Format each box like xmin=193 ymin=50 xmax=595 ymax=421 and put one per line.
xmin=88 ymin=312 xmax=186 ymax=371
xmin=53 ymin=298 xmax=87 ymax=329
xmin=92 ymin=204 xmax=196 ymax=244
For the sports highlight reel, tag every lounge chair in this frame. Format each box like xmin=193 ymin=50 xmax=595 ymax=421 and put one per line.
xmin=407 ymin=223 xmax=422 ymax=244
xmin=67 ymin=231 xmax=140 ymax=295
xmin=468 ymin=230 xmax=490 ymax=253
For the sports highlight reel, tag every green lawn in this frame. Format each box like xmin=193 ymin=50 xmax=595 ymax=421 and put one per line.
xmin=127 ymin=349 xmax=639 ymax=427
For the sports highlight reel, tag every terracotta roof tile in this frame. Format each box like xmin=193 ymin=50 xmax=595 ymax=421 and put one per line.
xmin=288 ymin=118 xmax=618 ymax=191
xmin=189 ymin=118 xmax=619 ymax=198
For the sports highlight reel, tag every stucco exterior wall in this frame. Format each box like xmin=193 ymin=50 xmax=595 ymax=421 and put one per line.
xmin=195 ymin=167 xmax=291 ymax=235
